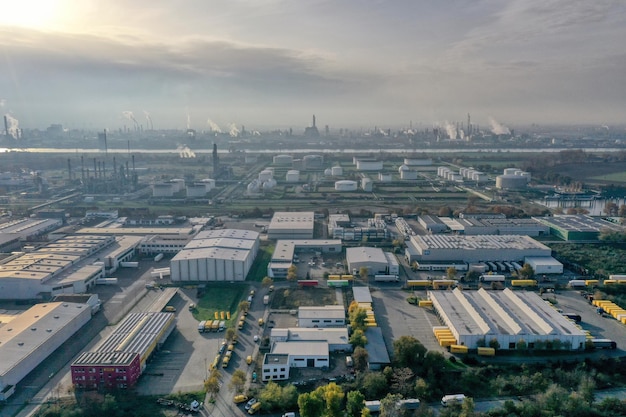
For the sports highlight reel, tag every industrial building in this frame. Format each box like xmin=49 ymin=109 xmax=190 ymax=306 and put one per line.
xmin=404 ymin=158 xmax=432 ymax=166
xmin=267 ymin=212 xmax=315 ymax=240
xmin=140 ymin=234 xmax=194 ymax=255
xmin=346 ymin=247 xmax=399 ymax=277
xmin=75 ymin=227 xmax=198 ymax=237
xmin=429 ymin=288 xmax=586 ymax=350
xmin=328 ymin=214 xmax=388 ymax=241
xmin=355 ymin=159 xmax=383 ymax=171
xmin=302 ymin=155 xmax=324 ymax=169
xmin=71 ymin=312 xmax=175 ymax=390
xmin=0 ymin=218 xmax=63 ymax=241
xmin=170 ymin=229 xmax=260 ymax=282
xmin=298 ymin=305 xmax=346 ymax=328
xmin=405 ymin=234 xmax=553 ymax=265
xmin=361 ymin=178 xmax=373 ymax=192
xmin=0 ymin=302 xmax=92 ymax=400
xmin=524 ymin=257 xmax=564 ymax=274
xmin=364 ymin=327 xmax=391 ymax=370
xmin=270 ymin=327 xmax=351 ymax=352
xmin=262 ymin=341 xmax=330 ymax=381
xmin=267 ymin=239 xmax=341 ymax=279
xmin=0 ymin=234 xmax=140 ymax=299
xmin=533 ymin=214 xmax=624 ymax=241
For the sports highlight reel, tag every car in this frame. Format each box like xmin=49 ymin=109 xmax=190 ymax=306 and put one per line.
xmin=164 ymin=306 xmax=176 ymax=312
xmin=246 ymin=355 xmax=253 ymax=365
xmin=253 ymin=335 xmax=259 ymax=342
xmin=188 ymin=303 xmax=195 ymax=311
xmin=258 ymin=318 xmax=264 ymax=326
xmin=248 ymin=402 xmax=262 ymax=415
xmin=228 ymin=344 xmax=234 ymax=352
xmin=245 ymin=398 xmax=257 ymax=411
xmin=269 ymin=285 xmax=275 ymax=292
xmin=218 ymin=344 xmax=226 ymax=354
xmin=234 ymin=394 xmax=249 ymax=404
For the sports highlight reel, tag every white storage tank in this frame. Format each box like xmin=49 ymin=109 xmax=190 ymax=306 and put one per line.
xmin=361 ymin=178 xmax=373 ymax=192
xmin=503 ymin=168 xmax=518 ymax=175
xmin=398 ymin=164 xmax=410 ymax=174
xmin=186 ymin=184 xmax=208 ymax=197
xmin=356 ymin=160 xmax=383 ymax=171
xmin=378 ymin=172 xmax=392 ymax=182
xmin=324 ymin=168 xmax=332 ymax=176
xmin=199 ymin=178 xmax=216 ymax=191
xmin=286 ymin=170 xmax=300 ymax=182
xmin=335 ymin=180 xmax=358 ymax=191
xmin=152 ymin=183 xmax=174 ymax=197
xmin=273 ymin=154 xmax=293 ymax=165
xmin=170 ymin=179 xmax=185 ymax=192
xmin=262 ymin=178 xmax=277 ymax=190
xmin=258 ymin=169 xmax=273 ymax=182
xmin=400 ymin=170 xmax=418 ymax=180
xmin=331 ymin=166 xmax=343 ymax=176
xmin=247 ymin=179 xmax=261 ymax=193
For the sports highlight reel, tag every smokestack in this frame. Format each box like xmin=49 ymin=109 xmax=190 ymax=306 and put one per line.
xmin=467 ymin=113 xmax=471 ymax=136
xmin=81 ymin=155 xmax=85 ymax=183
xmin=103 ymin=129 xmax=108 ymax=155
xmin=67 ymin=159 xmax=72 ymax=181
xmin=312 ymin=115 xmax=316 ymax=128
xmin=3 ymin=115 xmax=7 ymax=137
xmin=132 ymin=155 xmax=136 ymax=174
xmin=93 ymin=158 xmax=97 ymax=179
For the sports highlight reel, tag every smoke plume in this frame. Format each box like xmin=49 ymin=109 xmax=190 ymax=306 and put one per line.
xmin=443 ymin=121 xmax=457 ymax=140
xmin=207 ymin=118 xmax=222 ymax=133
xmin=143 ymin=111 xmax=153 ymax=130
xmin=177 ymin=144 xmax=196 ymax=158
xmin=122 ymin=111 xmax=139 ymax=128
xmin=488 ymin=117 xmax=511 ymax=135
xmin=4 ymin=113 xmax=19 ymax=139
xmin=228 ymin=123 xmax=240 ymax=137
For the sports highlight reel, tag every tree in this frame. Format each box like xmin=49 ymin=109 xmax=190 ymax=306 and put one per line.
xmin=353 ymin=346 xmax=369 ymax=371
xmin=359 ymin=266 xmax=369 ymax=280
xmin=578 ymin=375 xmax=596 ymax=406
xmin=322 ymin=383 xmax=345 ymax=417
xmin=466 ymin=270 xmax=480 ymax=282
xmin=260 ymin=381 xmax=287 ymax=410
xmin=446 ymin=267 xmax=457 ymax=280
xmin=287 ymin=265 xmax=298 ymax=281
xmin=391 ymin=367 xmax=415 ymax=397
xmin=238 ymin=300 xmax=250 ymax=312
xmin=298 ymin=391 xmax=324 ymax=417
xmin=229 ymin=369 xmax=246 ymax=392
xmin=262 ymin=276 xmax=273 ymax=287
xmin=361 ymin=372 xmax=388 ymax=399
xmin=350 ymin=307 xmax=368 ymax=332
xmin=380 ymin=393 xmax=403 ymax=417
xmin=204 ymin=375 xmax=220 ymax=398
xmin=516 ymin=339 xmax=527 ymax=350
xmin=225 ymin=328 xmax=236 ymax=341
xmin=460 ymin=397 xmax=476 ymax=417
xmin=414 ymin=377 xmax=430 ymax=400
xmin=488 ymin=338 xmax=500 ymax=350
xmin=519 ymin=263 xmax=535 ymax=280
xmin=346 ymin=391 xmax=366 ymax=417
xmin=393 ymin=335 xmax=427 ymax=368
xmin=350 ymin=329 xmax=368 ymax=348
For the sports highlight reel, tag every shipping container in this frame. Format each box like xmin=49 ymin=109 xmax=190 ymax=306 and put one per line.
xmin=418 ymin=300 xmax=433 ymax=307
xmin=477 ymin=347 xmax=496 ymax=356
xmin=95 ymin=278 xmax=118 ymax=285
xmin=609 ymin=275 xmax=626 ymax=280
xmin=328 ymin=280 xmax=349 ymax=287
xmin=154 ymin=253 xmax=164 ymax=262
xmin=120 ymin=261 xmax=139 ymax=268
xmin=340 ymin=275 xmax=355 ymax=281
xmin=407 ymin=280 xmax=432 ymax=288
xmin=441 ymin=394 xmax=466 ymax=407
xmin=591 ymin=339 xmax=617 ymax=349
xmin=511 ymin=279 xmax=537 ymax=287
xmin=450 ymin=345 xmax=468 ymax=354
xmin=568 ymin=280 xmax=587 ymax=288
xmin=298 ymin=280 xmax=319 ymax=287
xmin=479 ymin=274 xmax=505 ymax=283
xmin=432 ymin=280 xmax=456 ymax=289
xmin=328 ymin=275 xmax=341 ymax=280
xmin=374 ymin=275 xmax=400 ymax=282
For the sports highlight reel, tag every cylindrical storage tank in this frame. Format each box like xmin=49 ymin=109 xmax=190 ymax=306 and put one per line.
xmin=273 ymin=154 xmax=293 ymax=165
xmin=504 ymin=168 xmax=518 ymax=175
xmin=378 ymin=172 xmax=392 ymax=182
xmin=186 ymin=184 xmax=208 ymax=197
xmin=335 ymin=180 xmax=358 ymax=191
xmin=258 ymin=169 xmax=273 ymax=182
xmin=519 ymin=171 xmax=531 ymax=181
xmin=399 ymin=164 xmax=410 ymax=173
xmin=286 ymin=170 xmax=300 ymax=182
xmin=200 ymin=178 xmax=216 ymax=191
xmin=324 ymin=168 xmax=332 ymax=176
xmin=331 ymin=166 xmax=343 ymax=176
xmin=361 ymin=178 xmax=373 ymax=192
xmin=496 ymin=175 xmax=529 ymax=189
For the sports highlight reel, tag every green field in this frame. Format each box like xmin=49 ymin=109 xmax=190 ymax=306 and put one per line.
xmin=590 ymin=171 xmax=626 ymax=183
xmin=193 ymin=284 xmax=247 ymax=324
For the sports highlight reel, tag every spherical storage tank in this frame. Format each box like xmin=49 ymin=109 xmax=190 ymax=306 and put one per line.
xmin=335 ymin=180 xmax=358 ymax=191
xmin=331 ymin=166 xmax=343 ymax=176
xmin=247 ymin=179 xmax=261 ymax=193
xmin=286 ymin=170 xmax=300 ymax=182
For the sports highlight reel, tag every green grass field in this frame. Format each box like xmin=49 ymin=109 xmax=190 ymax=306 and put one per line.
xmin=194 ymin=284 xmax=247 ymax=324
xmin=590 ymin=172 xmax=626 ymax=183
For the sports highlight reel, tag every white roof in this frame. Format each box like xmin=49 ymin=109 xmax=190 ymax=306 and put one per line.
xmin=346 ymin=246 xmax=387 ymax=265
xmin=298 ymin=305 xmax=345 ymax=320
xmin=272 ymin=341 xmax=329 ymax=356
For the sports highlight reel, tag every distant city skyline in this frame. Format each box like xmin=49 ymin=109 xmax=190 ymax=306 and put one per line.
xmin=1 ymin=0 xmax=625 ymax=131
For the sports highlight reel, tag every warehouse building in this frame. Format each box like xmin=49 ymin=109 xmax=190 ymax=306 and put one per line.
xmin=0 ymin=302 xmax=92 ymax=400
xmin=71 ymin=312 xmax=175 ymax=390
xmin=270 ymin=327 xmax=351 ymax=352
xmin=418 ymin=215 xmax=448 ymax=233
xmin=364 ymin=327 xmax=391 ymax=370
xmin=533 ymin=214 xmax=624 ymax=241
xmin=0 ymin=218 xmax=63 ymax=241
xmin=429 ymin=288 xmax=586 ymax=350
xmin=170 ymin=229 xmax=259 ymax=282
xmin=346 ymin=247 xmax=398 ymax=277
xmin=267 ymin=212 xmax=315 ymax=240
xmin=298 ymin=305 xmax=346 ymax=328
xmin=75 ymin=227 xmax=198 ymax=237
xmin=267 ymin=239 xmax=341 ymax=279
xmin=405 ymin=234 xmax=552 ymax=265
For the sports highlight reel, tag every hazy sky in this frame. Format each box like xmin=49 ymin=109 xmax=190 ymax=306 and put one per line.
xmin=1 ymin=0 xmax=625 ymax=131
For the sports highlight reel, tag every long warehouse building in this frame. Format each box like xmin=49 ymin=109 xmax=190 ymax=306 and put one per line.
xmin=71 ymin=312 xmax=175 ymax=390
xmin=170 ymin=229 xmax=259 ymax=282
xmin=0 ymin=302 xmax=92 ymax=400
xmin=429 ymin=288 xmax=586 ymax=350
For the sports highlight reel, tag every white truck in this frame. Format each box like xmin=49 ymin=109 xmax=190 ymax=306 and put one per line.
xmin=263 ymin=295 xmax=270 ymax=305
xmin=441 ymin=394 xmax=466 ymax=407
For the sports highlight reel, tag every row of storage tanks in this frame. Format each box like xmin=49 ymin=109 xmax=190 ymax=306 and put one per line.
xmin=152 ymin=178 xmax=215 ymax=197
xmin=437 ymin=167 xmax=488 ymax=183
xmin=496 ymin=168 xmax=531 ymax=189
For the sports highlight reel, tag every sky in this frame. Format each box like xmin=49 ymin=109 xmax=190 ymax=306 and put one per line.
xmin=0 ymin=0 xmax=625 ymax=132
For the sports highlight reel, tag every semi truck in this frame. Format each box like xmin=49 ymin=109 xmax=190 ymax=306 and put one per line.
xmin=591 ymin=339 xmax=617 ymax=349
xmin=198 ymin=321 xmax=206 ymax=333
xmin=154 ymin=253 xmax=164 ymax=262
xmin=374 ymin=275 xmax=400 ymax=282
xmin=120 ymin=261 xmax=139 ymax=268
xmin=479 ymin=274 xmax=505 ymax=283
xmin=263 ymin=295 xmax=270 ymax=305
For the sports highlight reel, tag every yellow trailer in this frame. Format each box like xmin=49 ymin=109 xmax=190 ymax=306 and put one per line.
xmin=585 ymin=280 xmax=599 ymax=286
xmin=407 ymin=280 xmax=432 ymax=288
xmin=450 ymin=345 xmax=468 ymax=354
xmin=511 ymin=279 xmax=537 ymax=287
xmin=439 ymin=339 xmax=457 ymax=347
xmin=341 ymin=275 xmax=355 ymax=281
xmin=603 ymin=280 xmax=617 ymax=285
xmin=418 ymin=300 xmax=433 ymax=307
xmin=477 ymin=347 xmax=496 ymax=356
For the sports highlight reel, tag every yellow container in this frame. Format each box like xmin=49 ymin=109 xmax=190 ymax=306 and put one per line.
xmin=477 ymin=347 xmax=496 ymax=356
xmin=419 ymin=300 xmax=433 ymax=307
xmin=450 ymin=345 xmax=468 ymax=354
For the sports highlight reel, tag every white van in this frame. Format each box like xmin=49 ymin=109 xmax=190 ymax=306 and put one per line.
xmin=441 ymin=394 xmax=466 ymax=407
xmin=282 ymin=413 xmax=296 ymax=417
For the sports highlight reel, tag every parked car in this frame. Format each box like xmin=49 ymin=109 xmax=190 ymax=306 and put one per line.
xmin=245 ymin=398 xmax=258 ymax=411
xmin=234 ymin=395 xmax=249 ymax=404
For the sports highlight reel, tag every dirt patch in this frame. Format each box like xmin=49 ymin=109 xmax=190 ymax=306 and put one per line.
xmin=271 ymin=287 xmax=338 ymax=309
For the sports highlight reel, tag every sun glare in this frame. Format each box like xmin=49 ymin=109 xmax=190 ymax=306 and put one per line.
xmin=0 ymin=0 xmax=65 ymax=30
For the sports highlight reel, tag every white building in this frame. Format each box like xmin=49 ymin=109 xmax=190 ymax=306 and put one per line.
xmin=0 ymin=302 xmax=92 ymax=400
xmin=170 ymin=229 xmax=260 ymax=282
xmin=331 ymin=166 xmax=343 ymax=176
xmin=378 ymin=172 xmax=392 ymax=182
xmin=346 ymin=247 xmax=392 ymax=277
xmin=298 ymin=305 xmax=346 ymax=328
xmin=270 ymin=327 xmax=351 ymax=352
xmin=429 ymin=288 xmax=586 ymax=350
xmin=361 ymin=178 xmax=373 ymax=192
xmin=152 ymin=183 xmax=174 ymax=197
xmin=524 ymin=257 xmax=563 ymax=274
xmin=356 ymin=160 xmax=383 ymax=171
xmin=267 ymin=212 xmax=315 ymax=240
